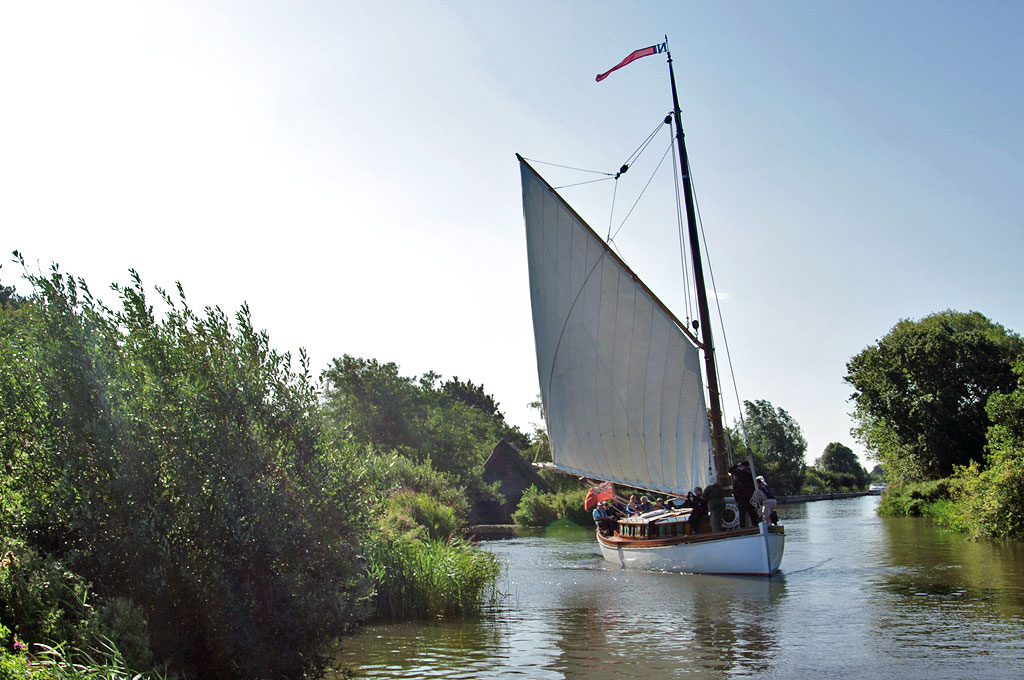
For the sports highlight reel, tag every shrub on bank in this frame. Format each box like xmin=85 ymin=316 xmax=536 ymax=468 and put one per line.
xmin=948 ymin=362 xmax=1024 ymax=540
xmin=0 ymin=637 xmax=169 ymax=680
xmin=877 ymin=479 xmax=953 ymax=517
xmin=800 ymin=467 xmax=863 ymax=494
xmin=380 ymin=489 xmax=459 ymax=542
xmin=511 ymin=486 xmax=589 ymax=527
xmin=0 ymin=538 xmax=156 ymax=673
xmin=1 ymin=266 xmax=373 ymax=679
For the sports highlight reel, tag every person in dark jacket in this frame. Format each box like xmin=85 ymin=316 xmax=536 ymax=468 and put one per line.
xmin=704 ymin=481 xmax=726 ymax=532
xmin=688 ymin=487 xmax=709 ymax=534
xmin=728 ymin=460 xmax=759 ymax=528
xmin=592 ymin=501 xmax=616 ymax=535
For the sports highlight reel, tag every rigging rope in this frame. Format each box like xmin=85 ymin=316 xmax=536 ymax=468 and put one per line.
xmin=520 ymin=158 xmax=613 ymax=176
xmin=608 ymin=140 xmax=674 ymax=243
xmin=687 ymin=154 xmax=750 ymax=458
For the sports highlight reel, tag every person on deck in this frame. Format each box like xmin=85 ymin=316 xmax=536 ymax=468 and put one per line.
xmin=626 ymin=495 xmax=641 ymax=515
xmin=757 ymin=475 xmax=778 ymax=525
xmin=728 ymin=460 xmax=759 ymax=528
xmin=639 ymin=495 xmax=653 ymax=513
xmin=704 ymin=480 xmax=726 ymax=532
xmin=688 ymin=487 xmax=709 ymax=534
xmin=593 ymin=501 xmax=616 ymax=535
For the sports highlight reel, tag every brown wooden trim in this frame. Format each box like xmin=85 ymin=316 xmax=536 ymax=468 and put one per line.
xmin=597 ymin=524 xmax=783 ymax=549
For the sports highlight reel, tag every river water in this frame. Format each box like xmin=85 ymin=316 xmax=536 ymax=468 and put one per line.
xmin=335 ymin=496 xmax=1024 ymax=678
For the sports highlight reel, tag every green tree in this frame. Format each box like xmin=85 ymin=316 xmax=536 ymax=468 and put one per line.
xmin=740 ymin=399 xmax=807 ymax=495
xmin=321 ymin=355 xmax=425 ymax=454
xmin=441 ymin=377 xmax=530 ymax=450
xmin=815 ymin=442 xmax=868 ymax=489
xmin=845 ymin=310 xmax=1024 ymax=485
xmin=320 ymin=356 xmax=526 ymax=503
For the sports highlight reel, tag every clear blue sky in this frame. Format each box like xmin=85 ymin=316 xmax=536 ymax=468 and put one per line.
xmin=3 ymin=2 xmax=1022 ymax=467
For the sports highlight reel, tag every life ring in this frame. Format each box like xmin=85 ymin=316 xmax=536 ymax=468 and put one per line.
xmin=721 ymin=502 xmax=740 ymax=530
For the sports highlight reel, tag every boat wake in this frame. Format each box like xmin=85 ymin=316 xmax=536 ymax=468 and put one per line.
xmin=782 ymin=557 xmax=834 ymax=575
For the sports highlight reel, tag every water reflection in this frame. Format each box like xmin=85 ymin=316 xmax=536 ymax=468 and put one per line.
xmin=335 ymin=497 xmax=1024 ymax=678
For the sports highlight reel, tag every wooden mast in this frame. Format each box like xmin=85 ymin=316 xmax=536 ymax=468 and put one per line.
xmin=665 ymin=45 xmax=732 ymax=491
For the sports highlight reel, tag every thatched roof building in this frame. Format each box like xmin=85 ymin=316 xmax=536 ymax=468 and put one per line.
xmin=470 ymin=439 xmax=552 ymax=524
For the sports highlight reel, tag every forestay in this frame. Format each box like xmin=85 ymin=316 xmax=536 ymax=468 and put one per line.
xmin=520 ymin=158 xmax=713 ymax=496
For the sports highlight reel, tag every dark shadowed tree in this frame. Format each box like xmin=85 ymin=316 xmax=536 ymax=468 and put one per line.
xmin=1 ymin=262 xmax=23 ymax=310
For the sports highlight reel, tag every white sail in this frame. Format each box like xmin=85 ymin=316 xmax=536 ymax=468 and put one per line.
xmin=521 ymin=159 xmax=714 ymax=496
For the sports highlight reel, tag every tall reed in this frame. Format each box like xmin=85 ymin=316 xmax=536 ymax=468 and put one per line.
xmin=366 ymin=534 xmax=501 ymax=621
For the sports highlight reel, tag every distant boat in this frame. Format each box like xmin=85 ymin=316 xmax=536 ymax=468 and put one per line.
xmin=868 ymin=482 xmax=889 ymax=495
xmin=518 ymin=41 xmax=783 ymax=576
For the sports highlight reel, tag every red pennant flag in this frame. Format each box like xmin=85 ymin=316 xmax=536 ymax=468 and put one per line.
xmin=596 ymin=43 xmax=666 ymax=82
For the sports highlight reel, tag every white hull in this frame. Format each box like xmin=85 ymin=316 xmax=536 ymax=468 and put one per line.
xmin=597 ymin=523 xmax=785 ymax=576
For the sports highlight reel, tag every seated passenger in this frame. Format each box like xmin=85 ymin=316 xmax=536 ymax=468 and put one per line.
xmin=626 ymin=494 xmax=641 ymax=515
xmin=592 ymin=501 xmax=616 ymax=536
xmin=639 ymin=495 xmax=653 ymax=513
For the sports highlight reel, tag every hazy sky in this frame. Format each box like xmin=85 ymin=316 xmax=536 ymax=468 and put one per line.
xmin=3 ymin=2 xmax=1022 ymax=467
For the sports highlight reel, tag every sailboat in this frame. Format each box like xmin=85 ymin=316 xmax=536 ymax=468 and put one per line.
xmin=518 ymin=42 xmax=784 ymax=576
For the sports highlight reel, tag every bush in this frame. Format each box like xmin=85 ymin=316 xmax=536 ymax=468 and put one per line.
xmin=369 ymin=452 xmax=471 ymax=524
xmin=511 ymin=486 xmax=590 ymax=527
xmin=951 ymin=455 xmax=1024 ymax=540
xmin=381 ymin=490 xmax=459 ymax=542
xmin=1 ymin=267 xmax=373 ymax=679
xmin=0 ymin=538 xmax=93 ymax=653
xmin=877 ymin=479 xmax=953 ymax=517
xmin=511 ymin=486 xmax=559 ymax=527
xmin=800 ymin=467 xmax=862 ymax=494
xmin=0 ymin=540 xmax=157 ymax=676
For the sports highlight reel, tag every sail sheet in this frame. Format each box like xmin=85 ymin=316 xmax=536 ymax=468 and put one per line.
xmin=521 ymin=158 xmax=713 ymax=496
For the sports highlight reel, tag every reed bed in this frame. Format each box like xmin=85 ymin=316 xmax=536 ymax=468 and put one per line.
xmin=366 ymin=534 xmax=501 ymax=621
